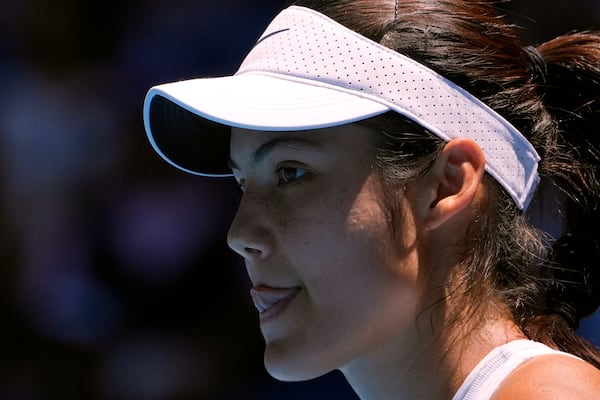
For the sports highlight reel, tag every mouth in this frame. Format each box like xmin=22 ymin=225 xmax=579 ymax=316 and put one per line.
xmin=250 ymin=285 xmax=301 ymax=321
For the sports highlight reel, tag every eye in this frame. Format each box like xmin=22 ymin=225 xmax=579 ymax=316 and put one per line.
xmin=277 ymin=166 xmax=306 ymax=184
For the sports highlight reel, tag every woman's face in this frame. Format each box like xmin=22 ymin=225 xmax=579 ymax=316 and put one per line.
xmin=227 ymin=124 xmax=426 ymax=380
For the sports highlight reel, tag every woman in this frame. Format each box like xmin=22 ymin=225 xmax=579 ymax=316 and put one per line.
xmin=142 ymin=0 xmax=600 ymax=398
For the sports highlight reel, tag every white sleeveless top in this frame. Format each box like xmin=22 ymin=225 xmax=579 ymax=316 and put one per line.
xmin=452 ymin=339 xmax=580 ymax=400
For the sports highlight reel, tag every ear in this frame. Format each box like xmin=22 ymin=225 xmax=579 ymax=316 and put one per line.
xmin=418 ymin=138 xmax=486 ymax=231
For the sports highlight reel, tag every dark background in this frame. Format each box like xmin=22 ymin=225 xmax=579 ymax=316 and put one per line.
xmin=0 ymin=1 xmax=598 ymax=399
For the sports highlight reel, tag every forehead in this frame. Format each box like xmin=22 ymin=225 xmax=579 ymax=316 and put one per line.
xmin=229 ymin=124 xmax=378 ymax=159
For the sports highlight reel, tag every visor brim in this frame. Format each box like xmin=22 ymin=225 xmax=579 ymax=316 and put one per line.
xmin=143 ymin=73 xmax=389 ymax=175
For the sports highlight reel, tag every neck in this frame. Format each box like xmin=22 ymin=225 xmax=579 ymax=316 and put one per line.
xmin=339 ymin=315 xmax=526 ymax=400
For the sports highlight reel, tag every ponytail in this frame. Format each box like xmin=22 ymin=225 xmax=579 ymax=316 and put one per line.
xmin=522 ymin=32 xmax=600 ymax=367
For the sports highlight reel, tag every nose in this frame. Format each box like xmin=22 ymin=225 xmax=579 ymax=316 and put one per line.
xmin=227 ymin=193 xmax=273 ymax=261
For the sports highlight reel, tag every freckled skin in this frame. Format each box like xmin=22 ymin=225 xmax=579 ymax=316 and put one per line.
xmin=227 ymin=125 xmax=425 ymax=381
xmin=225 ymin=125 xmax=600 ymax=400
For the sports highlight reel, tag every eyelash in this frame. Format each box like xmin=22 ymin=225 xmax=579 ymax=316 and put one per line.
xmin=236 ymin=178 xmax=246 ymax=192
xmin=235 ymin=165 xmax=308 ymax=193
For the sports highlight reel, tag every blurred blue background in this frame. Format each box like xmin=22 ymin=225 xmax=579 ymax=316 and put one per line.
xmin=0 ymin=0 xmax=598 ymax=399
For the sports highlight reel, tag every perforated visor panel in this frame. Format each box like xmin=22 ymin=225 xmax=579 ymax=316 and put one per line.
xmin=143 ymin=6 xmax=540 ymax=209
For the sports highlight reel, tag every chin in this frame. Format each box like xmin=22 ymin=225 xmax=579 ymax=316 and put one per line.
xmin=263 ymin=346 xmax=333 ymax=382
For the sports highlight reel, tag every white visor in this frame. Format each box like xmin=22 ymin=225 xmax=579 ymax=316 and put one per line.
xmin=143 ymin=5 xmax=540 ymax=210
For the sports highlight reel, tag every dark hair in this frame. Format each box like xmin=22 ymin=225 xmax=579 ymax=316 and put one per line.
xmin=294 ymin=0 xmax=600 ymax=366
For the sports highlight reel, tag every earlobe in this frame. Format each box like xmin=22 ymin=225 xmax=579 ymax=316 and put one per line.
xmin=421 ymin=138 xmax=486 ymax=231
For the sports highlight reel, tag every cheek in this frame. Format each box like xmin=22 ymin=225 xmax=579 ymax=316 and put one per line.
xmin=302 ymin=182 xmax=416 ymax=309
xmin=278 ymin=175 xmax=415 ymax=288
xmin=262 ymin=178 xmax=421 ymax=377
xmin=295 ymin=208 xmax=420 ymax=369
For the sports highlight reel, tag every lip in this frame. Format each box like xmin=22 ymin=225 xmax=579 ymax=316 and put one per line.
xmin=250 ymin=285 xmax=301 ymax=322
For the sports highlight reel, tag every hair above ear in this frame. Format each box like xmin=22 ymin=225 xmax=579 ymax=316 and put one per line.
xmin=420 ymin=138 xmax=486 ymax=231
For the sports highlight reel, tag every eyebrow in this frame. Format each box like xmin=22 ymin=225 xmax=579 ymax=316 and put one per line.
xmin=228 ymin=136 xmax=324 ymax=171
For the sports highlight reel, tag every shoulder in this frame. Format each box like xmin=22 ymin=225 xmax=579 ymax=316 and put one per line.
xmin=492 ymin=353 xmax=600 ymax=400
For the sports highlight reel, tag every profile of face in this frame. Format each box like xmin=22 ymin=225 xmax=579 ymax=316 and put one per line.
xmin=227 ymin=124 xmax=430 ymax=381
